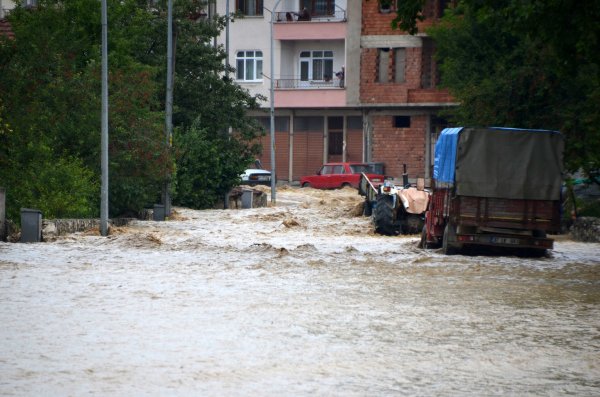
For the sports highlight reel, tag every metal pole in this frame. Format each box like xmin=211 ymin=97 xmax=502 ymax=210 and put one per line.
xmin=225 ymin=0 xmax=230 ymax=70
xmin=164 ymin=0 xmax=173 ymax=216
xmin=100 ymin=0 xmax=109 ymax=236
xmin=269 ymin=0 xmax=283 ymax=204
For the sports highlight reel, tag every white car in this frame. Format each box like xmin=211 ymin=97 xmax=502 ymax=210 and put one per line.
xmin=240 ymin=160 xmax=272 ymax=186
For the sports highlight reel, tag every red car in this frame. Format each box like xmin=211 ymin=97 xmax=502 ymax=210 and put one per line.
xmin=300 ymin=162 xmax=385 ymax=189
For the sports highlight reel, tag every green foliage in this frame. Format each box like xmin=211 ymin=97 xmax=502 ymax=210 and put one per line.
xmin=174 ymin=118 xmax=262 ymax=209
xmin=158 ymin=2 xmax=265 ymax=208
xmin=416 ymin=0 xmax=600 ymax=181
xmin=391 ymin=0 xmax=425 ymax=34
xmin=0 ymin=0 xmax=263 ymax=221
xmin=0 ymin=125 xmax=97 ymax=223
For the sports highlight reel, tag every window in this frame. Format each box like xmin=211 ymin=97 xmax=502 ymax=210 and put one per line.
xmin=295 ymin=116 xmax=324 ymax=131
xmin=300 ymin=50 xmax=334 ymax=82
xmin=300 ymin=0 xmax=335 ymax=16
xmin=394 ymin=48 xmax=406 ymax=83
xmin=394 ymin=116 xmax=411 ymax=128
xmin=236 ymin=51 xmax=263 ymax=82
xmin=348 ymin=116 xmax=362 ymax=130
xmin=256 ymin=116 xmax=290 ymax=132
xmin=421 ymin=38 xmax=440 ymax=88
xmin=236 ymin=0 xmax=263 ymax=16
xmin=378 ymin=48 xmax=390 ymax=83
xmin=321 ymin=164 xmax=344 ymax=174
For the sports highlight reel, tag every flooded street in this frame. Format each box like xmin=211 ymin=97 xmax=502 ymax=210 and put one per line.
xmin=1 ymin=186 xmax=599 ymax=396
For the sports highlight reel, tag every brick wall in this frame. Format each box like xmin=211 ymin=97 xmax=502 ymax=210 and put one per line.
xmin=360 ymin=1 xmax=455 ymax=105
xmin=361 ymin=0 xmax=438 ymax=36
xmin=360 ymin=47 xmax=422 ymax=104
xmin=407 ymin=88 xmax=454 ymax=103
xmin=371 ymin=114 xmax=427 ymax=178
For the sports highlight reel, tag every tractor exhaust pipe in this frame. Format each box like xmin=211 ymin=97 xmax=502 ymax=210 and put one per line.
xmin=402 ymin=164 xmax=409 ymax=188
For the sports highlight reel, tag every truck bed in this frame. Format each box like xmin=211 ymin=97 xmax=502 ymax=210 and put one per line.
xmin=454 ymin=195 xmax=561 ymax=233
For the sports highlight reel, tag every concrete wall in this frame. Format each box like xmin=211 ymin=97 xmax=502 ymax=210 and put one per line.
xmin=570 ymin=217 xmax=600 ymax=243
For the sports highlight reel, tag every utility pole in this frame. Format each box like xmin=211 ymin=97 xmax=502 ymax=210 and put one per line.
xmin=269 ymin=0 xmax=283 ymax=204
xmin=164 ymin=0 xmax=173 ymax=217
xmin=100 ymin=0 xmax=109 ymax=236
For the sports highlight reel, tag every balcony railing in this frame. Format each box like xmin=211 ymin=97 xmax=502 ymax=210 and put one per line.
xmin=275 ymin=78 xmax=345 ymax=89
xmin=274 ymin=6 xmax=346 ymax=23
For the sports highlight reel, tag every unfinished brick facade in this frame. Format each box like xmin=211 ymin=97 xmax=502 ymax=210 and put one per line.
xmin=361 ymin=0 xmax=455 ymax=179
xmin=371 ymin=115 xmax=427 ymax=178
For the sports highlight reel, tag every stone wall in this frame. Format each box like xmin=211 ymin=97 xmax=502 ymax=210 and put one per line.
xmin=570 ymin=217 xmax=600 ymax=243
xmin=8 ymin=188 xmax=268 ymax=242
xmin=41 ymin=218 xmax=135 ymax=241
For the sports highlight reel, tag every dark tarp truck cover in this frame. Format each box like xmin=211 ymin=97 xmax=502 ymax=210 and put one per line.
xmin=434 ymin=127 xmax=564 ymax=200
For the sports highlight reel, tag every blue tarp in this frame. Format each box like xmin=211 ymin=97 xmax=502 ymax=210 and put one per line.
xmin=433 ymin=127 xmax=463 ymax=183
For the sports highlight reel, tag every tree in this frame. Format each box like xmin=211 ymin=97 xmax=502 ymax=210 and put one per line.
xmin=395 ymin=0 xmax=600 ymax=181
xmin=0 ymin=0 xmax=265 ymax=224
xmin=147 ymin=1 xmax=265 ymax=209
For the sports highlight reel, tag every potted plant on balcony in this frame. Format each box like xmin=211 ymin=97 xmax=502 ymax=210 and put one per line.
xmin=379 ymin=0 xmax=393 ymax=13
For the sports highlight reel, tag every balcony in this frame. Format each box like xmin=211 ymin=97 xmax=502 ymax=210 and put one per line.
xmin=273 ymin=6 xmax=347 ymax=41
xmin=273 ymin=8 xmax=346 ymax=23
xmin=274 ymin=78 xmax=346 ymax=108
xmin=275 ymin=78 xmax=344 ymax=89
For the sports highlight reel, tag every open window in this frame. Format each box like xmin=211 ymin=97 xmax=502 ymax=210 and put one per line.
xmin=300 ymin=50 xmax=334 ymax=83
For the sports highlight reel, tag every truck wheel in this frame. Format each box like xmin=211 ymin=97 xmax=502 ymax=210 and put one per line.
xmin=442 ymin=223 xmax=460 ymax=255
xmin=373 ymin=194 xmax=399 ymax=235
xmin=302 ymin=182 xmax=311 ymax=188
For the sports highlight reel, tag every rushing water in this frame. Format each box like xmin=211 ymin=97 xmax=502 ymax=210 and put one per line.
xmin=0 ymin=188 xmax=599 ymax=396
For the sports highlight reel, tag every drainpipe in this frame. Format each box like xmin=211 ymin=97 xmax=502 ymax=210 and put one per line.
xmin=425 ymin=113 xmax=431 ymax=180
xmin=342 ymin=115 xmax=347 ymax=162
xmin=323 ymin=116 xmax=329 ymax=163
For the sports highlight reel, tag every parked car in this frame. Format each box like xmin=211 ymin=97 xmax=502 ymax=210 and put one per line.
xmin=300 ymin=162 xmax=385 ymax=189
xmin=240 ymin=160 xmax=272 ymax=186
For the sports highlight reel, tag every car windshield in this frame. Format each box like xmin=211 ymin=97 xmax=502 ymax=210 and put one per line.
xmin=349 ymin=164 xmax=370 ymax=173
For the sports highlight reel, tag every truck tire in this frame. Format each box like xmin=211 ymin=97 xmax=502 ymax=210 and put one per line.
xmin=442 ymin=223 xmax=460 ymax=255
xmin=373 ymin=194 xmax=399 ymax=235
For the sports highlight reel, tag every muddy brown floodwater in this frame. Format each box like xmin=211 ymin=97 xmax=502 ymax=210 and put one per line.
xmin=1 ymin=186 xmax=599 ymax=396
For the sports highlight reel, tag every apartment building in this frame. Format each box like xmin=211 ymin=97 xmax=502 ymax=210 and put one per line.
xmin=220 ymin=0 xmax=456 ymax=181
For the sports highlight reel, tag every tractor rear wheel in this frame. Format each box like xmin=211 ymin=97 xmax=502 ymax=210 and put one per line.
xmin=373 ymin=194 xmax=399 ymax=235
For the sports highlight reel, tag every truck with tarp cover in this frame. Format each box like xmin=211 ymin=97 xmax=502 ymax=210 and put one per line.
xmin=419 ymin=127 xmax=564 ymax=255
